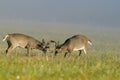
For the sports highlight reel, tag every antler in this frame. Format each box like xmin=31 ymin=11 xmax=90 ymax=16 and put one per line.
xmin=42 ymin=38 xmax=45 ymax=44
xmin=46 ymin=40 xmax=59 ymax=47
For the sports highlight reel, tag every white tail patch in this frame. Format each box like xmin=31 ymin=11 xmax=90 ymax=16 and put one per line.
xmin=73 ymin=47 xmax=85 ymax=51
xmin=88 ymin=40 xmax=92 ymax=46
xmin=2 ymin=34 xmax=9 ymax=41
xmin=73 ymin=47 xmax=87 ymax=54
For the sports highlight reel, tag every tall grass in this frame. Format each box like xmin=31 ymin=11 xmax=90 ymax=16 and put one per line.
xmin=0 ymin=51 xmax=119 ymax=80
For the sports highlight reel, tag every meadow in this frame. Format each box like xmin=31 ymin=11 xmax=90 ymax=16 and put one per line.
xmin=0 ymin=22 xmax=119 ymax=80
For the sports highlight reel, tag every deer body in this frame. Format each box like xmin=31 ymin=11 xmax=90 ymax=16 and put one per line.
xmin=3 ymin=33 xmax=44 ymax=56
xmin=55 ymin=35 xmax=92 ymax=57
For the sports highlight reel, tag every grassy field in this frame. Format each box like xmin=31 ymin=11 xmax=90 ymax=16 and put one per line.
xmin=0 ymin=23 xmax=120 ymax=80
xmin=0 ymin=48 xmax=119 ymax=80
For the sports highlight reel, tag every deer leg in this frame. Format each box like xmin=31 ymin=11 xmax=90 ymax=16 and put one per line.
xmin=83 ymin=48 xmax=86 ymax=54
xmin=6 ymin=45 xmax=15 ymax=56
xmin=27 ymin=48 xmax=31 ymax=56
xmin=6 ymin=41 xmax=11 ymax=55
xmin=79 ymin=50 xmax=82 ymax=56
xmin=64 ymin=49 xmax=73 ymax=58
xmin=64 ymin=52 xmax=68 ymax=58
xmin=26 ymin=44 xmax=31 ymax=56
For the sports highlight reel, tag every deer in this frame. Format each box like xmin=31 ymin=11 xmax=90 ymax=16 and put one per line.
xmin=53 ymin=34 xmax=92 ymax=57
xmin=2 ymin=33 xmax=47 ymax=56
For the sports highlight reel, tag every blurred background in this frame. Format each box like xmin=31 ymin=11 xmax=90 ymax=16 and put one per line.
xmin=0 ymin=0 xmax=119 ymax=32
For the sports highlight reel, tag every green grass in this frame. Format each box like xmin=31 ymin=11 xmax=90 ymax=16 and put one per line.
xmin=0 ymin=48 xmax=119 ymax=80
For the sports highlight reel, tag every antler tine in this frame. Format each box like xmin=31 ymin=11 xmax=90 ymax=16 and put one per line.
xmin=46 ymin=40 xmax=59 ymax=47
xmin=42 ymin=38 xmax=45 ymax=44
xmin=47 ymin=40 xmax=55 ymax=45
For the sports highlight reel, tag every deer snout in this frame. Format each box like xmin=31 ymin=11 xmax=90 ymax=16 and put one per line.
xmin=42 ymin=46 xmax=50 ymax=53
xmin=55 ymin=48 xmax=62 ymax=56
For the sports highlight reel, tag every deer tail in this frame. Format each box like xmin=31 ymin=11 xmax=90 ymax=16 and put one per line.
xmin=88 ymin=40 xmax=92 ymax=46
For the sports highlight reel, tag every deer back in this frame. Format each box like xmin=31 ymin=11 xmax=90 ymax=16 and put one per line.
xmin=59 ymin=35 xmax=90 ymax=51
xmin=7 ymin=33 xmax=42 ymax=49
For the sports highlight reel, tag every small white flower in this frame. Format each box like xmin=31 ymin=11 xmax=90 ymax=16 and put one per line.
xmin=41 ymin=65 xmax=44 ymax=68
xmin=16 ymin=75 xmax=20 ymax=79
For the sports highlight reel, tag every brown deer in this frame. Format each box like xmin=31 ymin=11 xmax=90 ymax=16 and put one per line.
xmin=54 ymin=34 xmax=92 ymax=57
xmin=2 ymin=33 xmax=46 ymax=56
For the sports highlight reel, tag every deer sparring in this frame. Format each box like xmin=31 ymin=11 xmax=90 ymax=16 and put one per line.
xmin=2 ymin=33 xmax=47 ymax=56
xmin=53 ymin=34 xmax=92 ymax=57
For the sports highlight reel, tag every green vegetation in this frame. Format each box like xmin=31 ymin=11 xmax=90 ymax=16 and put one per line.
xmin=0 ymin=50 xmax=119 ymax=80
xmin=0 ymin=23 xmax=119 ymax=80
